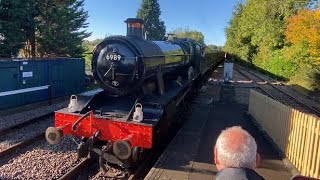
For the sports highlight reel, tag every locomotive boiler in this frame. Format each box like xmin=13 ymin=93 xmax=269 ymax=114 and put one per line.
xmin=92 ymin=18 xmax=202 ymax=96
xmin=45 ymin=18 xmax=222 ymax=174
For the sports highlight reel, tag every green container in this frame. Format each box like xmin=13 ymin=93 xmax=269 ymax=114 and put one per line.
xmin=0 ymin=58 xmax=85 ymax=109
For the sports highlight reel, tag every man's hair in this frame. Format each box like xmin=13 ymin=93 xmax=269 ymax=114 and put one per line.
xmin=215 ymin=126 xmax=257 ymax=168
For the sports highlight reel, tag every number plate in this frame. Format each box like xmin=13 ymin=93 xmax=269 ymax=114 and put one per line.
xmin=106 ymin=53 xmax=122 ymax=61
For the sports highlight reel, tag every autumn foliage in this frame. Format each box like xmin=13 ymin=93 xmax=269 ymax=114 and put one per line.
xmin=225 ymin=0 xmax=320 ymax=93
xmin=285 ymin=9 xmax=320 ymax=58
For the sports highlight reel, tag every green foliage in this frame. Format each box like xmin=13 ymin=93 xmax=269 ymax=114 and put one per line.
xmin=0 ymin=0 xmax=31 ymax=57
xmin=304 ymin=61 xmax=320 ymax=93
xmin=207 ymin=45 xmax=223 ymax=52
xmin=225 ymin=0 xmax=320 ymax=93
xmin=0 ymin=0 xmax=90 ymax=58
xmin=311 ymin=66 xmax=320 ymax=93
xmin=224 ymin=3 xmax=254 ymax=62
xmin=36 ymin=0 xmax=90 ymax=57
xmin=264 ymin=50 xmax=298 ymax=79
xmin=225 ymin=0 xmax=312 ymax=62
xmin=137 ymin=0 xmax=166 ymax=40
xmin=82 ymin=38 xmax=103 ymax=70
xmin=170 ymin=28 xmax=205 ymax=45
xmin=288 ymin=64 xmax=318 ymax=92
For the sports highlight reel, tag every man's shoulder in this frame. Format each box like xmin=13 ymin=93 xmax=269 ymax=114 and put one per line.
xmin=216 ymin=168 xmax=265 ymax=180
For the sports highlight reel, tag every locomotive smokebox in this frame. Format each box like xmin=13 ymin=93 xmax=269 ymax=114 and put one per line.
xmin=125 ymin=18 xmax=144 ymax=39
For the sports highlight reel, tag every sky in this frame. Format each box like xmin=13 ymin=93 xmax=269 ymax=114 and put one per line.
xmin=83 ymin=0 xmax=244 ymax=46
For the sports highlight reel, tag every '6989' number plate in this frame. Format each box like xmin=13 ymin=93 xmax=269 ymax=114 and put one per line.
xmin=106 ymin=53 xmax=122 ymax=61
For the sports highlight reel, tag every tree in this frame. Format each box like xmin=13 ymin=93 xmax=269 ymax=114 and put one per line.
xmin=224 ymin=0 xmax=312 ymax=63
xmin=137 ymin=0 xmax=166 ymax=40
xmin=0 ymin=0 xmax=28 ymax=57
xmin=285 ymin=9 xmax=320 ymax=58
xmin=284 ymin=9 xmax=320 ymax=91
xmin=170 ymin=28 xmax=205 ymax=45
xmin=83 ymin=38 xmax=103 ymax=70
xmin=224 ymin=3 xmax=247 ymax=61
xmin=21 ymin=0 xmax=38 ymax=58
xmin=0 ymin=0 xmax=90 ymax=58
xmin=36 ymin=0 xmax=91 ymax=58
xmin=225 ymin=0 xmax=319 ymax=92
xmin=207 ymin=45 xmax=223 ymax=52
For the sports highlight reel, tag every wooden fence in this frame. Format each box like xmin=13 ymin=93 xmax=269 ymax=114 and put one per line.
xmin=248 ymin=90 xmax=320 ymax=178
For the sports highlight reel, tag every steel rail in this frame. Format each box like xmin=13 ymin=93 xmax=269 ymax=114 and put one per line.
xmin=0 ymin=133 xmax=44 ymax=157
xmin=235 ymin=65 xmax=320 ymax=116
xmin=0 ymin=112 xmax=54 ymax=136
xmin=58 ymin=157 xmax=92 ymax=180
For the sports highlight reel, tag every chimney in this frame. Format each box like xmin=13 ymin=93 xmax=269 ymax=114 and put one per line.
xmin=125 ymin=18 xmax=144 ymax=39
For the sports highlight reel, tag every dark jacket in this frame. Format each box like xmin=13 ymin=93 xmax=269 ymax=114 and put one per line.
xmin=216 ymin=168 xmax=265 ymax=180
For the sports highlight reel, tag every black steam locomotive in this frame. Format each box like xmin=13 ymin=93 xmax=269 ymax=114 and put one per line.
xmin=92 ymin=18 xmax=217 ymax=96
xmin=46 ymin=18 xmax=223 ymax=173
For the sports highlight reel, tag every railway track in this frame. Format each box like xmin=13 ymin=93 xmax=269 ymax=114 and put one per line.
xmin=0 ymin=114 xmax=53 ymax=157
xmin=0 ymin=136 xmax=79 ymax=179
xmin=234 ymin=65 xmax=320 ymax=116
xmin=0 ymin=133 xmax=44 ymax=157
xmin=58 ymin=156 xmax=129 ymax=179
xmin=0 ymin=101 xmax=84 ymax=179
xmin=0 ymin=112 xmax=53 ymax=136
xmin=235 ymin=65 xmax=320 ymax=104
xmin=58 ymin=157 xmax=93 ymax=180
xmin=55 ymin=142 xmax=163 ymax=180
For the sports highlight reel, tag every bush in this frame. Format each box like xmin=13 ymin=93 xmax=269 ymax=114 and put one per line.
xmin=255 ymin=49 xmax=298 ymax=80
xmin=84 ymin=52 xmax=92 ymax=71
xmin=288 ymin=63 xmax=320 ymax=93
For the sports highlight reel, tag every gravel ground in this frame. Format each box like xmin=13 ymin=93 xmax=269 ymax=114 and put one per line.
xmin=0 ymin=101 xmax=67 ymax=130
xmin=232 ymin=67 xmax=251 ymax=82
xmin=0 ymin=118 xmax=53 ymax=151
xmin=0 ymin=136 xmax=78 ymax=180
xmin=277 ymin=85 xmax=320 ymax=113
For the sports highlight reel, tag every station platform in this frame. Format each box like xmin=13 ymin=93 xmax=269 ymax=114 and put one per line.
xmin=144 ymin=65 xmax=293 ymax=180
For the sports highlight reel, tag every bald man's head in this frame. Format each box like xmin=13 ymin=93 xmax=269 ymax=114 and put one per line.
xmin=214 ymin=126 xmax=259 ymax=170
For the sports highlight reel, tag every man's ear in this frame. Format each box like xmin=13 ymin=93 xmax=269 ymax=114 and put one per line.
xmin=214 ymin=147 xmax=224 ymax=171
xmin=214 ymin=147 xmax=219 ymax=165
xmin=255 ymin=153 xmax=260 ymax=168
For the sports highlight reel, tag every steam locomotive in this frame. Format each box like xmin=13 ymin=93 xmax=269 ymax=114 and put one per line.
xmin=45 ymin=18 xmax=223 ymax=172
